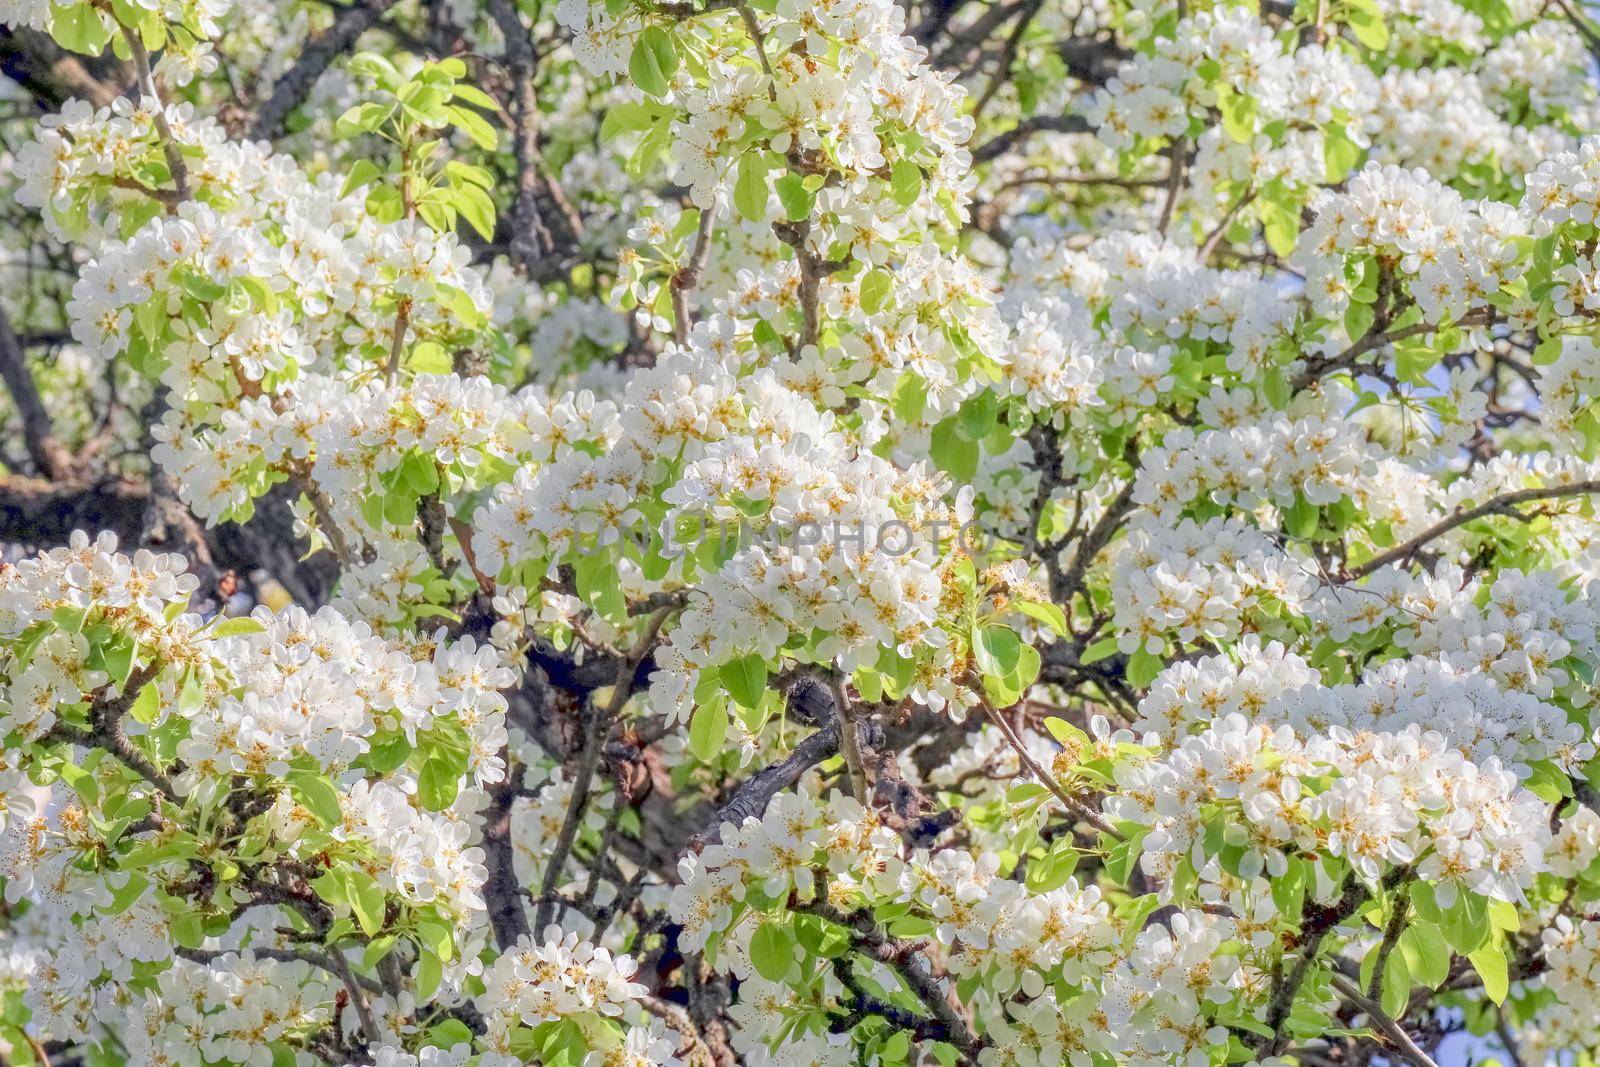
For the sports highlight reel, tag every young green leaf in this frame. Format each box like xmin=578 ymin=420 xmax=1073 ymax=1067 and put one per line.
xmin=629 ymin=26 xmax=680 ymax=98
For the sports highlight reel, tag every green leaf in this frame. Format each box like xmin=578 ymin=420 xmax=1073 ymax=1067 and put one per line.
xmin=347 ymin=870 xmax=387 ymax=938
xmin=417 ymin=756 xmax=460 ymax=811
xmin=1284 ymin=495 xmax=1319 ymax=540
xmin=383 ymin=488 xmax=417 ymax=527
xmin=446 ymin=104 xmax=499 ymax=150
xmin=348 ymin=52 xmax=403 ymax=90
xmin=1219 ymin=89 xmax=1257 ymax=143
xmin=1024 ymin=840 xmax=1080 ymax=893
xmin=574 ymin=551 xmax=627 ymax=624
xmin=1487 ymin=898 xmax=1521 ymax=933
xmin=341 ymin=159 xmax=385 ymax=198
xmin=1402 ymin=922 xmax=1451 ymax=990
xmin=889 ymin=160 xmax=922 ymax=207
xmin=453 ymin=181 xmax=497 ymax=240
xmin=956 ymin=390 xmax=999 ymax=441
xmin=860 ymin=268 xmax=893 ymax=315
xmin=973 ymin=625 xmax=1023 ymax=680
xmin=211 ymin=616 xmax=267 ymax=638
xmin=734 ymin=153 xmax=770 ymax=222
xmin=1257 ymin=193 xmax=1299 ymax=257
xmin=1468 ymin=943 xmax=1507 ymax=1005
xmin=722 ymin=653 xmax=767 ymax=709
xmin=774 ymin=173 xmax=814 ymax=222
xmin=312 ymin=869 xmax=350 ymax=907
xmin=1042 ymin=720 xmax=1086 ymax=751
xmin=1271 ymin=857 xmax=1308 ymax=921
xmin=750 ymin=920 xmax=795 ymax=982
xmin=335 ymin=101 xmax=395 ymax=139
xmin=1440 ymin=891 xmax=1489 ymax=954
xmin=408 ymin=341 xmax=453 ymax=375
xmin=401 ymin=452 xmax=441 ymax=496
xmin=450 ymin=84 xmax=500 ymax=110
xmin=1344 ymin=300 xmax=1375 ymax=343
xmin=1380 ymin=945 xmax=1410 ymax=1018
xmin=1015 ymin=600 xmax=1068 ymax=636
xmin=362 ymin=732 xmax=413 ymax=775
xmin=56 ymin=761 xmax=98 ymax=805
xmin=179 ymin=269 xmax=227 ymax=303
xmin=129 ymin=679 xmax=160 ymax=724
xmin=416 ymin=915 xmax=455 ymax=960
xmin=415 ymin=949 xmax=443 ymax=1001
xmin=1081 ymin=636 xmax=1119 ymax=664
xmin=50 ymin=2 xmax=112 ymax=55
xmin=688 ymin=695 xmax=729 ymax=762
xmin=1126 ymin=647 xmax=1162 ymax=688
xmin=601 ymin=101 xmax=659 ymax=138
xmin=1324 ymin=124 xmax=1362 ymax=183
xmin=290 ymin=773 xmax=343 ymax=828
xmin=930 ymin=417 xmax=978 ymax=481
xmin=1345 ymin=0 xmax=1390 ymax=50
xmin=446 ymin=160 xmax=494 ymax=190
xmin=1014 ymin=642 xmax=1041 ymax=692
xmin=629 ymin=26 xmax=679 ymax=98
xmin=171 ymin=911 xmax=207 ymax=949
xmin=364 ymin=935 xmax=398 ymax=970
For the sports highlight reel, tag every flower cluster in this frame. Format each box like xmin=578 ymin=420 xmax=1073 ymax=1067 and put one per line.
xmin=122 ymin=955 xmax=337 ymax=1067
xmin=1085 ymin=7 xmax=1371 ymax=155
xmin=1309 ymin=563 xmax=1597 ymax=701
xmin=1109 ymin=714 xmax=1551 ymax=902
xmin=672 ymin=786 xmax=1278 ymax=1067
xmin=1135 ymin=407 xmax=1380 ymax=518
xmin=475 ymin=928 xmax=653 ymax=1060
xmin=10 ymin=0 xmax=1600 ymax=1060
xmin=1529 ymin=916 xmax=1600 ymax=1060
xmin=1110 ymin=514 xmax=1314 ymax=655
xmin=1294 ymin=162 xmax=1523 ymax=328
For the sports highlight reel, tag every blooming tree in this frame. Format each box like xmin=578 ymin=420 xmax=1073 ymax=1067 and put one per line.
xmin=5 ymin=0 xmax=1600 ymax=1064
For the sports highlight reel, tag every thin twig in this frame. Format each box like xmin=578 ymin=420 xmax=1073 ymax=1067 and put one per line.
xmin=125 ymin=34 xmax=189 ymax=200
xmin=670 ymin=204 xmax=718 ymax=345
xmin=973 ymin=685 xmax=1115 ymax=835
xmin=1199 ymin=185 xmax=1255 ymax=261
xmin=1329 ymin=973 xmax=1439 ymax=1067
xmin=1348 ymin=479 xmax=1600 ymax=578
xmin=795 ymin=896 xmax=986 ymax=1064
xmin=533 ymin=606 xmax=676 ymax=931
xmin=1157 ymin=137 xmax=1185 ymax=237
xmin=0 ymin=303 xmax=74 ymax=479
xmin=327 ymin=945 xmax=383 ymax=1045
xmin=969 ymin=0 xmax=1044 ymax=124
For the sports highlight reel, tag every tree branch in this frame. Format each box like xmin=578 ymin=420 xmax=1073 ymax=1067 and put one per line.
xmin=971 ymin=114 xmax=1091 ymax=163
xmin=0 ymin=303 xmax=75 ymax=479
xmin=250 ymin=0 xmax=401 ymax=141
xmin=1329 ymin=973 xmax=1439 ymax=1067
xmin=691 ymin=719 xmax=841 ymax=848
xmin=1347 ymin=479 xmax=1600 ymax=579
xmin=490 ymin=0 xmax=578 ymax=279
xmin=796 ymin=896 xmax=986 ymax=1064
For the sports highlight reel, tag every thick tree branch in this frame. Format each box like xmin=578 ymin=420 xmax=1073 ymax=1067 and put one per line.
xmin=0 ymin=303 xmax=75 ymax=479
xmin=0 ymin=25 xmax=119 ymax=108
xmin=691 ymin=720 xmax=841 ymax=848
xmin=0 ymin=474 xmax=338 ymax=604
xmin=250 ymin=0 xmax=402 ymax=141
xmin=971 ymin=114 xmax=1091 ymax=163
